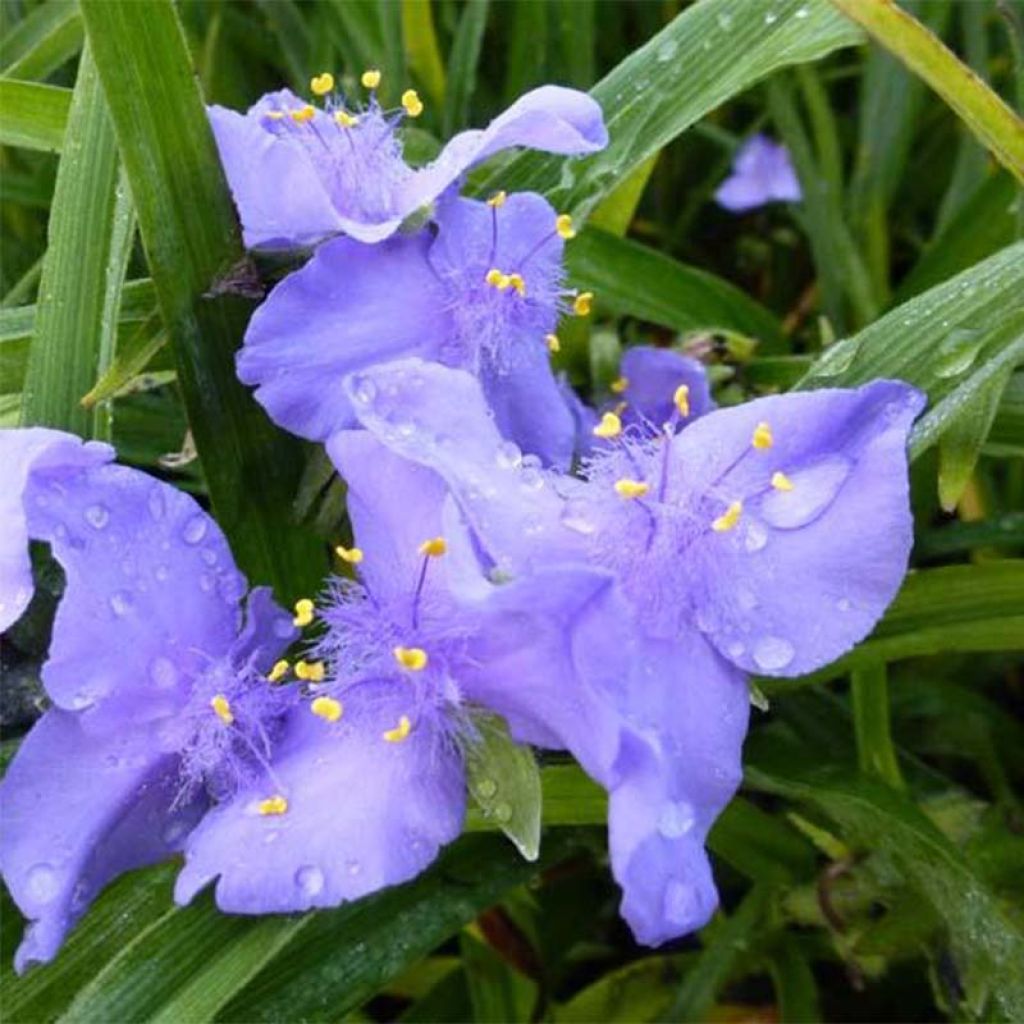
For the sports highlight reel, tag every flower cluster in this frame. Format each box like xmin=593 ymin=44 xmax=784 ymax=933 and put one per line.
xmin=1 ymin=72 xmax=921 ymax=970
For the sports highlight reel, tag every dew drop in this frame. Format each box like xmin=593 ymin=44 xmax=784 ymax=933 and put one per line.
xmin=764 ymin=10 xmax=778 ymax=25
xmin=753 ymin=636 xmax=795 ymax=672
xmin=495 ymin=440 xmax=522 ymax=470
xmin=934 ymin=328 xmax=985 ymax=379
xmin=836 ymin=597 xmax=852 ymax=612
xmin=345 ymin=859 xmax=362 ymax=877
xmin=154 ymin=564 xmax=170 ymax=582
xmin=795 ymin=5 xmax=810 ymax=17
xmin=352 ymin=376 xmax=377 ymax=405
xmin=295 ymin=865 xmax=325 ymax=896
xmin=663 ymin=879 xmax=698 ymax=926
xmin=727 ymin=641 xmax=745 ymax=659
xmin=561 ymin=499 xmax=597 ymax=535
xmin=149 ymin=656 xmax=178 ymax=690
xmin=656 ymin=38 xmax=678 ymax=62
xmin=744 ymin=520 xmax=768 ymax=552
xmin=811 ymin=338 xmax=859 ymax=378
xmin=716 ymin=11 xmax=733 ymax=30
xmin=162 ymin=819 xmax=189 ymax=846
xmin=493 ymin=802 xmax=513 ymax=823
xmin=737 ymin=586 xmax=758 ymax=611
xmin=26 ymin=863 xmax=59 ymax=904
xmin=200 ymin=547 xmax=218 ymax=567
xmin=109 ymin=590 xmax=134 ymax=617
xmin=657 ymin=800 xmax=695 ymax=839
xmin=148 ymin=489 xmax=166 ymax=521
xmin=84 ymin=504 xmax=109 ymax=530
xmin=476 ymin=777 xmax=498 ymax=800
xmin=104 ymin=754 xmax=120 ymax=768
xmin=198 ymin=573 xmax=215 ymax=593
xmin=182 ymin=516 xmax=208 ymax=545
xmin=760 ymin=455 xmax=852 ymax=529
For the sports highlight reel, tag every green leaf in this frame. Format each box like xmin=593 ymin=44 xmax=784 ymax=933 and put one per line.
xmin=464 ymin=714 xmax=542 ymax=861
xmin=80 ymin=311 xmax=167 ymax=408
xmin=586 ymin=153 xmax=658 ymax=238
xmin=0 ymin=0 xmax=82 ymax=81
xmin=402 ymin=0 xmax=445 ymax=108
xmin=851 ymin=661 xmax=904 ymax=790
xmin=20 ymin=43 xmax=124 ymax=437
xmin=768 ymin=938 xmax=821 ymax=1024
xmin=566 ymin=227 xmax=785 ymax=343
xmin=503 ymin=0 xmax=548 ymax=105
xmin=442 ymin=0 xmax=489 ymax=137
xmin=474 ymin=0 xmax=864 ymax=214
xmin=0 ymin=79 xmax=69 ymax=152
xmin=460 ymin=931 xmax=537 ymax=1024
xmin=79 ymin=0 xmax=324 ymax=598
xmin=556 ymin=954 xmax=693 ymax=1023
xmin=324 ymin=0 xmax=403 ymax=104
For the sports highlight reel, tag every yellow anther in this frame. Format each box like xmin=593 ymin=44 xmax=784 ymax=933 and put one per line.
xmin=544 ymin=333 xmax=561 ymax=354
xmin=485 ymin=268 xmax=504 ymax=287
xmin=264 ymin=110 xmax=285 ymax=121
xmin=752 ymin=422 xmax=773 ymax=449
xmin=257 ymin=794 xmax=289 ymax=816
xmin=555 ymin=213 xmax=576 ymax=240
xmin=334 ymin=110 xmax=359 ymax=128
xmin=771 ymin=471 xmax=794 ymax=492
xmin=674 ymin=384 xmax=690 ymax=418
xmin=335 ymin=545 xmax=364 ymax=564
xmin=361 ymin=69 xmax=381 ymax=89
xmin=487 ymin=191 xmax=507 ymax=208
xmin=394 ymin=646 xmax=428 ymax=671
xmin=267 ymin=659 xmax=290 ymax=683
xmin=311 ymin=695 xmax=343 ymax=723
xmin=401 ymin=89 xmax=423 ymax=117
xmin=573 ymin=291 xmax=594 ymax=316
xmin=295 ymin=660 xmax=326 ymax=683
xmin=593 ymin=411 xmax=623 ymax=439
xmin=712 ymin=500 xmax=743 ymax=533
xmin=610 ymin=376 xmax=629 ymax=395
xmin=507 ymin=273 xmax=526 ymax=296
xmin=419 ymin=537 xmax=447 ymax=557
xmin=614 ymin=478 xmax=650 ymax=500
xmin=383 ymin=714 xmax=412 ymax=743
xmin=290 ymin=105 xmax=315 ymax=123
xmin=310 ymin=72 xmax=335 ymax=96
xmin=210 ymin=694 xmax=234 ymax=725
xmin=293 ymin=598 xmax=315 ymax=628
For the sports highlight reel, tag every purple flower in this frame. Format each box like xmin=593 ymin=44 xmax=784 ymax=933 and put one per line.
xmin=175 ymin=430 xmax=632 ymax=912
xmin=338 ymin=358 xmax=924 ymax=944
xmin=715 ymin=135 xmax=801 ymax=212
xmin=237 ymin=191 xmax=584 ymax=467
xmin=0 ymin=429 xmax=297 ymax=971
xmin=209 ymin=83 xmax=607 ymax=249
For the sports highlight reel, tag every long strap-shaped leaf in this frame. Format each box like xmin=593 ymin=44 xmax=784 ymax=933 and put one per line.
xmin=78 ymin=0 xmax=324 ymax=598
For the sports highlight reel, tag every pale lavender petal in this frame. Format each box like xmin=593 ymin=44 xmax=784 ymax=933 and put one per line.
xmin=0 ymin=711 xmax=203 ymax=972
xmin=619 ymin=346 xmax=714 ymax=430
xmin=715 ymin=135 xmax=801 ymax=212
xmin=174 ymin=688 xmax=465 ymax=912
xmin=231 ymin=587 xmax=297 ymax=673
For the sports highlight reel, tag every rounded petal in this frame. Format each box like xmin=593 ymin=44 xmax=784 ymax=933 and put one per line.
xmin=674 ymin=380 xmax=925 ymax=676
xmin=237 ymin=233 xmax=450 ymax=441
xmin=399 ymin=86 xmax=607 ymax=216
xmin=175 ymin=689 xmax=465 ymax=913
xmin=0 ymin=428 xmax=112 ymax=632
xmin=0 ymin=710 xmax=202 ymax=972
xmin=619 ymin=346 xmax=714 ymax=431
xmin=27 ymin=464 xmax=241 ymax=727
xmin=208 ymin=101 xmax=343 ymax=250
xmin=609 ymin=629 xmax=749 ymax=946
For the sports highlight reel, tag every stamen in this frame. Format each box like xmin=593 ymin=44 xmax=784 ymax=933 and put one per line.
xmin=334 ymin=110 xmax=359 ymax=128
xmin=295 ymin=660 xmax=326 ymax=683
xmin=293 ymin=598 xmax=315 ymax=628
xmin=507 ymin=273 xmax=526 ymax=296
xmin=674 ymin=384 xmax=690 ymax=417
xmin=394 ymin=646 xmax=428 ymax=671
xmin=267 ymin=659 xmax=289 ymax=683
xmin=555 ymin=213 xmax=576 ymax=240
xmin=485 ymin=268 xmax=504 ymax=287
xmin=290 ymin=105 xmax=315 ymax=123
xmin=545 ymin=333 xmax=561 ymax=353
xmin=771 ymin=471 xmax=794 ymax=491
xmin=210 ymin=694 xmax=234 ymax=725
xmin=610 ymin=376 xmax=629 ymax=395
xmin=310 ymin=72 xmax=335 ymax=96
xmin=335 ymin=545 xmax=364 ymax=564
xmin=361 ymin=69 xmax=381 ymax=89
xmin=712 ymin=500 xmax=743 ymax=532
xmin=614 ymin=478 xmax=650 ymax=499
xmin=383 ymin=715 xmax=412 ymax=743
xmin=487 ymin=191 xmax=507 ymax=208
xmin=401 ymin=89 xmax=424 ymax=117
xmin=257 ymin=794 xmax=289 ymax=816
xmin=752 ymin=422 xmax=773 ymax=449
xmin=418 ymin=537 xmax=447 ymax=557
xmin=311 ymin=695 xmax=343 ymax=722
xmin=573 ymin=291 xmax=593 ymax=316
xmin=593 ymin=412 xmax=623 ymax=439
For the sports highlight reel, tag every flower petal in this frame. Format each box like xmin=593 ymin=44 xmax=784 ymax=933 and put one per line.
xmin=619 ymin=346 xmax=714 ymax=431
xmin=175 ymin=689 xmax=465 ymax=912
xmin=27 ymin=464 xmax=241 ymax=727
xmin=0 ymin=710 xmax=202 ymax=972
xmin=231 ymin=587 xmax=297 ymax=673
xmin=0 ymin=428 xmax=112 ymax=632
xmin=237 ymin=233 xmax=449 ymax=441
xmin=673 ymin=380 xmax=925 ymax=676
xmin=400 ymin=86 xmax=607 ymax=215
xmin=608 ymin=628 xmax=749 ymax=945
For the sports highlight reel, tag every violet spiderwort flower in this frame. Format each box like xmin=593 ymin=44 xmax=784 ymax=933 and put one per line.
xmin=175 ymin=431 xmax=632 ymax=911
xmin=237 ymin=191 xmax=585 ymax=467
xmin=715 ymin=134 xmax=801 ymax=212
xmin=0 ymin=429 xmax=297 ymax=971
xmin=338 ymin=358 xmax=924 ymax=943
xmin=209 ymin=77 xmax=607 ymax=249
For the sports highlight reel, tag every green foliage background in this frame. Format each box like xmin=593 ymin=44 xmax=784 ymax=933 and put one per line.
xmin=1 ymin=0 xmax=1022 ymax=1021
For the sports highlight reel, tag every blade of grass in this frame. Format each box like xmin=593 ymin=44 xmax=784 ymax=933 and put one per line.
xmin=442 ymin=0 xmax=489 ymax=136
xmin=0 ymin=79 xmax=69 ymax=152
xmin=402 ymin=0 xmax=445 ymax=108
xmin=0 ymin=0 xmax=82 ymax=81
xmin=851 ymin=661 xmax=904 ymax=789
xmin=80 ymin=0 xmax=324 ymax=598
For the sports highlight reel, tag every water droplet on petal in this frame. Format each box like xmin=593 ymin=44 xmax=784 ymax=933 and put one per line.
xmin=727 ymin=641 xmax=745 ymax=659
xmin=200 ymin=547 xmax=218 ymax=567
xmin=109 ymin=590 xmax=134 ymax=617
xmin=663 ymin=879 xmax=698 ymax=926
xmin=149 ymin=656 xmax=178 ymax=690
xmin=561 ymin=499 xmax=597 ymax=535
xmin=352 ymin=376 xmax=377 ymax=405
xmin=84 ymin=504 xmax=109 ymax=529
xmin=495 ymin=441 xmax=522 ymax=470
xmin=657 ymin=800 xmax=695 ymax=839
xmin=162 ymin=819 xmax=189 ymax=846
xmin=295 ymin=865 xmax=325 ymax=896
xmin=744 ymin=521 xmax=768 ymax=552
xmin=737 ymin=586 xmax=758 ymax=611
xmin=759 ymin=455 xmax=852 ymax=529
xmin=836 ymin=597 xmax=852 ymax=612
xmin=753 ymin=636 xmax=795 ymax=672
xmin=148 ymin=489 xmax=166 ymax=521
xmin=182 ymin=516 xmax=208 ymax=545
xmin=346 ymin=859 xmax=362 ymax=877
xmin=154 ymin=564 xmax=170 ymax=582
xmin=26 ymin=863 xmax=59 ymax=904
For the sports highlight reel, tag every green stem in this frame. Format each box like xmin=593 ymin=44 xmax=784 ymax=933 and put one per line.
xmin=851 ymin=661 xmax=904 ymax=789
